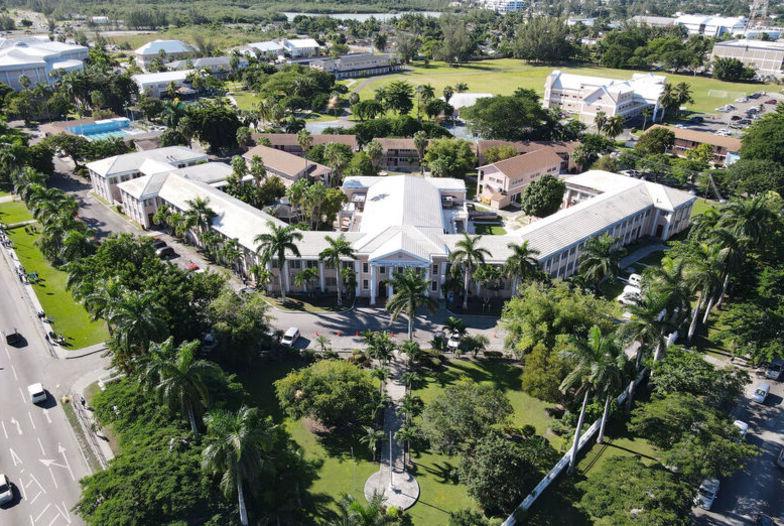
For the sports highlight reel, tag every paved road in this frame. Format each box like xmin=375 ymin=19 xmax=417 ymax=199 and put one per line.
xmin=0 ymin=239 xmax=108 ymax=525
xmin=694 ymin=367 xmax=784 ymax=525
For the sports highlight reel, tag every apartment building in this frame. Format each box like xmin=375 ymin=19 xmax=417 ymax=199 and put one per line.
xmin=131 ymin=70 xmax=195 ymax=98
xmin=376 ymin=138 xmax=425 ymax=173
xmin=544 ymin=70 xmax=666 ymax=125
xmin=674 ymin=14 xmax=747 ymax=37
xmin=475 ymin=140 xmax=578 ymax=171
xmin=134 ymin=39 xmax=196 ymax=70
xmin=711 ymin=39 xmax=784 ymax=79
xmin=242 ymin=144 xmax=332 ymax=186
xmin=0 ymin=36 xmax=87 ymax=91
xmin=309 ymin=53 xmax=401 ymax=80
xmin=476 ymin=149 xmax=564 ymax=209
xmin=648 ymin=125 xmax=741 ymax=166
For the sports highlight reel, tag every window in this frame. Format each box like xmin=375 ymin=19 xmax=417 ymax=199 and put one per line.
xmin=431 ymin=281 xmax=438 ymax=291
xmin=363 ymin=263 xmax=369 ymax=273
xmin=326 ymin=277 xmax=337 ymax=287
xmin=380 ymin=266 xmax=386 ymax=274
xmin=289 ymin=260 xmax=301 ymax=269
xmin=363 ymin=279 xmax=369 ymax=290
xmin=432 ymin=264 xmax=439 ymax=274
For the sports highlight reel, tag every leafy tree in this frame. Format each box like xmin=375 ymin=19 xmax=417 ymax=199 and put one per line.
xmin=208 ymin=288 xmax=272 ymax=366
xmin=712 ymin=57 xmax=756 ymax=82
xmin=459 ymin=430 xmax=557 ymax=516
xmin=202 ymin=406 xmax=278 ymax=526
xmin=352 ymin=99 xmax=384 ymax=121
xmin=462 ymin=89 xmax=556 ymax=141
xmin=741 ymin=109 xmax=784 ymax=164
xmin=577 ymin=456 xmax=693 ymax=526
xmin=519 ymin=175 xmax=565 ymax=217
xmin=436 ymin=14 xmax=476 ymax=65
xmin=420 ymin=380 xmax=512 ymax=455
xmin=275 ymin=360 xmax=381 ymax=431
xmin=521 ymin=342 xmax=571 ymax=403
xmin=449 ymin=509 xmax=501 ymax=526
xmin=423 ymin=138 xmax=476 ymax=178
xmin=181 ymin=100 xmax=241 ymax=151
xmin=636 ymin=127 xmax=675 ymax=155
xmin=254 ymin=221 xmax=302 ymax=300
xmin=513 ymin=17 xmax=576 ymax=63
xmin=722 ymin=159 xmax=784 ymax=197
xmin=375 ymin=80 xmax=414 ymax=115
xmin=483 ymin=144 xmax=520 ymax=164
xmin=386 ymin=268 xmax=437 ymax=340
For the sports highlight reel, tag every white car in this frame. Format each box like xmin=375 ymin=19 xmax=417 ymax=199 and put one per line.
xmin=0 ymin=474 xmax=12 ymax=505
xmin=736 ymin=97 xmax=749 ymax=103
xmin=733 ymin=420 xmax=749 ymax=441
xmin=628 ymin=273 xmax=643 ymax=287
xmin=447 ymin=332 xmax=462 ymax=350
xmin=27 ymin=383 xmax=46 ymax=404
xmin=694 ymin=478 xmax=720 ymax=510
xmin=752 ymin=383 xmax=770 ymax=404
xmin=765 ymin=358 xmax=783 ymax=380
xmin=281 ymin=327 xmax=300 ymax=347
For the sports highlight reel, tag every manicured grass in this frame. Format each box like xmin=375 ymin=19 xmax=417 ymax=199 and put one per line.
xmin=6 ymin=225 xmax=109 ymax=348
xmin=473 ymin=223 xmax=507 ymax=235
xmin=691 ymin=197 xmax=719 ymax=218
xmin=105 ymin=26 xmax=274 ymax=52
xmin=0 ymin=200 xmax=34 ymax=225
xmin=356 ymin=59 xmax=767 ymax=114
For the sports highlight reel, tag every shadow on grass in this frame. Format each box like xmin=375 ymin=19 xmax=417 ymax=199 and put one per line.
xmin=421 ymin=357 xmax=522 ymax=393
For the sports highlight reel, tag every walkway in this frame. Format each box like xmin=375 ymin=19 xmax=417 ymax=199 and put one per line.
xmin=364 ymin=349 xmax=419 ymax=509
xmin=620 ymin=242 xmax=667 ymax=270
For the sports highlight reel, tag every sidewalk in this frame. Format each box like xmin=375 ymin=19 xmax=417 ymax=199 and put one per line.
xmin=620 ymin=242 xmax=667 ymax=270
xmin=71 ymin=368 xmax=116 ymax=468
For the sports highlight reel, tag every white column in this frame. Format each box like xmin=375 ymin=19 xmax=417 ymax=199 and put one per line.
xmin=424 ymin=264 xmax=431 ymax=296
xmin=318 ymin=261 xmax=325 ymax=292
xmin=440 ymin=262 xmax=447 ymax=284
xmin=649 ymin=209 xmax=661 ymax=237
xmin=661 ymin=215 xmax=672 ymax=240
xmin=370 ymin=265 xmax=377 ymax=305
xmin=283 ymin=260 xmax=290 ymax=292
xmin=354 ymin=261 xmax=361 ymax=297
xmin=387 ymin=266 xmax=394 ymax=298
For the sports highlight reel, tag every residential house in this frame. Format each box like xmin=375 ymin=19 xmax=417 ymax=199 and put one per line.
xmin=377 ymin=138 xmax=425 ymax=173
xmin=167 ymin=56 xmax=248 ymax=78
xmin=242 ymin=144 xmax=332 ymax=185
xmin=131 ymin=69 xmax=195 ymax=98
xmin=649 ymin=125 xmax=742 ymax=166
xmin=475 ymin=140 xmax=579 ymax=171
xmin=476 ymin=148 xmax=564 ymax=209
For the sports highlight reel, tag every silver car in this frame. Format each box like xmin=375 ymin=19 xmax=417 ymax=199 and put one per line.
xmin=694 ymin=478 xmax=720 ymax=510
xmin=752 ymin=383 xmax=770 ymax=404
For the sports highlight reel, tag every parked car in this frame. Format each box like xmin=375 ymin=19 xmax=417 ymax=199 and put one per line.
xmin=627 ymin=273 xmax=643 ymax=287
xmin=447 ymin=332 xmax=462 ymax=350
xmin=765 ymin=358 xmax=783 ymax=380
xmin=2 ymin=328 xmax=22 ymax=346
xmin=752 ymin=383 xmax=770 ymax=403
xmin=748 ymin=92 xmax=762 ymax=99
xmin=690 ymin=115 xmax=704 ymax=123
xmin=736 ymin=96 xmax=749 ymax=103
xmin=0 ymin=473 xmax=12 ymax=505
xmin=733 ymin=420 xmax=749 ymax=441
xmin=281 ymin=327 xmax=300 ymax=347
xmin=27 ymin=383 xmax=46 ymax=404
xmin=730 ymin=114 xmax=742 ymax=121
xmin=694 ymin=478 xmax=720 ymax=510
xmin=151 ymin=238 xmax=167 ymax=250
xmin=156 ymin=246 xmax=176 ymax=259
xmin=765 ymin=99 xmax=778 ymax=105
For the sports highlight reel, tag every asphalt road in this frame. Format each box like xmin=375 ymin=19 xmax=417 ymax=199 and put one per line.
xmin=0 ymin=244 xmax=98 ymax=525
xmin=694 ymin=369 xmax=784 ymax=525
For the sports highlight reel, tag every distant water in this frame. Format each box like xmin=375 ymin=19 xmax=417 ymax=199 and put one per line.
xmin=282 ymin=11 xmax=442 ymax=22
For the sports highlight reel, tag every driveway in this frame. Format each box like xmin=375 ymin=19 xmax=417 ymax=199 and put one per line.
xmin=693 ymin=364 xmax=784 ymax=525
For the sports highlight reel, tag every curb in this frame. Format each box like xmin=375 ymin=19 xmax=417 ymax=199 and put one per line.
xmin=65 ymin=345 xmax=108 ymax=360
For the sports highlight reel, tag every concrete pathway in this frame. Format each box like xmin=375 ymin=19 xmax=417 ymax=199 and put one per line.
xmin=0 ymin=195 xmax=15 ymax=203
xmin=364 ymin=349 xmax=419 ymax=509
xmin=620 ymin=242 xmax=668 ymax=270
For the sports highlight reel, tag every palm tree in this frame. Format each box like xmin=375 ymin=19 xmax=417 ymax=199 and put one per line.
xmin=294 ymin=266 xmax=319 ymax=295
xmin=449 ymin=233 xmax=491 ymax=310
xmin=248 ymin=155 xmax=266 ymax=186
xmin=454 ymin=82 xmax=469 ymax=93
xmin=202 ymin=406 xmax=277 ymax=526
xmin=673 ymin=82 xmax=694 ymax=117
xmin=658 ymin=83 xmax=677 ymax=121
xmin=684 ymin=242 xmax=725 ymax=342
xmin=719 ymin=196 xmax=777 ymax=250
xmin=395 ymin=422 xmax=419 ymax=469
xmin=360 ymin=425 xmax=385 ymax=461
xmin=386 ymin=268 xmax=437 ymax=340
xmin=107 ymin=289 xmax=168 ymax=370
xmin=578 ymin=233 xmax=625 ymax=290
xmin=560 ymin=326 xmax=627 ymax=465
xmin=140 ymin=338 xmax=222 ymax=437
xmin=641 ymin=107 xmax=653 ymax=130
xmin=314 ymin=334 xmax=331 ymax=353
xmin=185 ymin=197 xmax=215 ymax=238
xmin=254 ymin=221 xmax=302 ymax=300
xmin=399 ymin=339 xmax=423 ymax=367
xmin=59 ymin=229 xmax=94 ymax=263
xmin=593 ymin=110 xmax=608 ymax=134
xmin=318 ymin=235 xmax=355 ymax=305
xmin=335 ymin=493 xmax=393 ymax=526
xmin=503 ymin=240 xmax=540 ymax=295
xmin=413 ymin=131 xmax=428 ymax=174
xmin=365 ymin=140 xmax=383 ymax=175
xmin=297 ymin=128 xmax=313 ymax=175
xmin=604 ymin=115 xmax=624 ymax=138
xmin=364 ymin=331 xmax=395 ymax=365
xmin=646 ymin=256 xmax=691 ymax=326
xmin=445 ymin=315 xmax=466 ymax=336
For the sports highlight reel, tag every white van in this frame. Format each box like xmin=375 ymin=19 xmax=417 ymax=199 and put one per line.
xmin=281 ymin=327 xmax=300 ymax=347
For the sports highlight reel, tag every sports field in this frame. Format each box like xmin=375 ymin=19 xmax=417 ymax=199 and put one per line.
xmin=353 ymin=59 xmax=771 ymax=114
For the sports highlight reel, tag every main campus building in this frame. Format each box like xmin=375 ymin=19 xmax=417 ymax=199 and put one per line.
xmin=87 ymin=147 xmax=695 ymax=303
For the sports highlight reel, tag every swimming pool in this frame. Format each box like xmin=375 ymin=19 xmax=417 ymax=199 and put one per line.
xmin=68 ymin=117 xmax=132 ymax=141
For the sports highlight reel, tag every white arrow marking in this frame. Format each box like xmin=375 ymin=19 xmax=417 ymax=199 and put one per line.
xmin=38 ymin=458 xmax=66 ymax=469
xmin=10 ymin=417 xmax=22 ymax=435
xmin=58 ymin=443 xmax=75 ymax=481
xmin=1 ymin=420 xmax=7 ymax=439
xmin=28 ymin=411 xmax=36 ymax=429
xmin=9 ymin=448 xmax=23 ymax=466
xmin=43 ymin=409 xmax=51 ymax=424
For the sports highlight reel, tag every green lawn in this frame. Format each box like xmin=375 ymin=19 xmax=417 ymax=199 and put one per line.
xmin=473 ymin=223 xmax=507 ymax=235
xmin=691 ymin=197 xmax=719 ymax=218
xmin=355 ymin=59 xmax=768 ymax=114
xmin=105 ymin=26 xmax=274 ymax=52
xmin=0 ymin=200 xmax=34 ymax=225
xmin=6 ymin=225 xmax=109 ymax=348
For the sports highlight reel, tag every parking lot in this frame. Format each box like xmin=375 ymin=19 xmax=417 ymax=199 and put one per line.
xmin=673 ymin=91 xmax=784 ymax=139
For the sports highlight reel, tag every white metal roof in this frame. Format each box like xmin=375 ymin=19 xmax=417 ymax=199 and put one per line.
xmin=132 ymin=69 xmax=194 ymax=86
xmin=284 ymin=38 xmax=321 ymax=49
xmin=359 ymin=176 xmax=445 ymax=235
xmin=548 ymin=70 xmax=666 ymax=105
xmin=715 ymin=39 xmax=784 ymax=50
xmin=135 ymin=39 xmax=194 ymax=56
xmin=86 ymin=147 xmax=207 ymax=178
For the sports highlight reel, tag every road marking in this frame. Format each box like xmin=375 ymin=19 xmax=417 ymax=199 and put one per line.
xmin=58 ymin=443 xmax=75 ymax=481
xmin=9 ymin=448 xmax=23 ymax=466
xmin=29 ymin=514 xmax=34 ymax=526
xmin=43 ymin=409 xmax=51 ymax=424
xmin=46 ymin=465 xmax=58 ymax=489
xmin=37 ymin=437 xmax=46 ymax=456
xmin=28 ymin=411 xmax=36 ymax=429
xmin=35 ymin=503 xmax=52 ymax=522
xmin=28 ymin=473 xmax=46 ymax=494
xmin=4 ymin=345 xmax=9 ymax=359
xmin=1 ymin=420 xmax=7 ymax=439
xmin=53 ymin=501 xmax=72 ymax=524
xmin=11 ymin=363 xmax=17 ymax=380
xmin=19 ymin=386 xmax=27 ymax=404
xmin=10 ymin=417 xmax=22 ymax=435
xmin=29 ymin=489 xmax=42 ymax=504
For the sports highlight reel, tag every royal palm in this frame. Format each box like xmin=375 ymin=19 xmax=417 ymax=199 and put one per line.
xmin=319 ymin=234 xmax=355 ymax=305
xmin=254 ymin=221 xmax=302 ymax=300
xmin=449 ymin=233 xmax=491 ymax=310
xmin=386 ymin=268 xmax=437 ymax=340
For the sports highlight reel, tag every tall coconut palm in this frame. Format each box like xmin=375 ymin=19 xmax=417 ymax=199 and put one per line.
xmin=719 ymin=196 xmax=777 ymax=250
xmin=560 ymin=326 xmax=628 ymax=465
xmin=503 ymin=240 xmax=540 ymax=295
xmin=254 ymin=221 xmax=302 ymax=300
xmin=185 ymin=197 xmax=215 ymax=237
xmin=593 ymin=110 xmax=608 ymax=134
xmin=319 ymin=234 xmax=355 ymax=305
xmin=107 ymin=289 xmax=168 ymax=369
xmin=365 ymin=140 xmax=383 ymax=175
xmin=413 ymin=131 xmax=428 ymax=174
xmin=297 ymin=128 xmax=313 ymax=175
xmin=604 ymin=115 xmax=624 ymax=139
xmin=294 ymin=266 xmax=318 ymax=295
xmin=248 ymin=155 xmax=266 ymax=186
xmin=386 ymin=268 xmax=437 ymax=340
xmin=673 ymin=82 xmax=694 ymax=117
xmin=658 ymin=82 xmax=677 ymax=121
xmin=641 ymin=106 xmax=653 ymax=130
xmin=646 ymin=256 xmax=691 ymax=326
xmin=59 ymin=229 xmax=94 ymax=263
xmin=141 ymin=338 xmax=222 ymax=438
xmin=578 ymin=233 xmax=625 ymax=290
xmin=449 ymin=233 xmax=491 ymax=310
xmin=360 ymin=425 xmax=385 ymax=461
xmin=684 ymin=242 xmax=725 ymax=342
xmin=202 ymin=406 xmax=277 ymax=526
